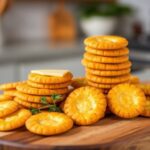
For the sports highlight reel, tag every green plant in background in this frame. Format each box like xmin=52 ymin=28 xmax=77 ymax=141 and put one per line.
xmin=79 ymin=3 xmax=132 ymax=18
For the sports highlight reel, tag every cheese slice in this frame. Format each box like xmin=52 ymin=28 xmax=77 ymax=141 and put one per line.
xmin=31 ymin=70 xmax=70 ymax=77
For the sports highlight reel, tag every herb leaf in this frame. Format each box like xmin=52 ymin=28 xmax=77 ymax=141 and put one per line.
xmin=41 ymin=97 xmax=48 ymax=105
xmin=51 ymin=94 xmax=62 ymax=102
xmin=30 ymin=108 xmax=40 ymax=115
xmin=48 ymin=105 xmax=61 ymax=112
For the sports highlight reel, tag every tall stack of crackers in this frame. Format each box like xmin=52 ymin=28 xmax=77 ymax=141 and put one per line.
xmin=14 ymin=70 xmax=73 ymax=109
xmin=82 ymin=35 xmax=132 ymax=93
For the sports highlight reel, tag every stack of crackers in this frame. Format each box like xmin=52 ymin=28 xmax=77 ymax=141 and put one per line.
xmin=14 ymin=70 xmax=73 ymax=109
xmin=82 ymin=35 xmax=132 ymax=93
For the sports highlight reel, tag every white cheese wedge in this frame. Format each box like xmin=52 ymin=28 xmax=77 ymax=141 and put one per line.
xmin=31 ymin=70 xmax=70 ymax=77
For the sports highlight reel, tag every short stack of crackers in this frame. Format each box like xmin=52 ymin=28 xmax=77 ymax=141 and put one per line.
xmin=14 ymin=70 xmax=73 ymax=109
xmin=82 ymin=35 xmax=132 ymax=93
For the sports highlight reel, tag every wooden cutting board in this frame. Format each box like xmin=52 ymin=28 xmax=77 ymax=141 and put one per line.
xmin=0 ymin=115 xmax=150 ymax=150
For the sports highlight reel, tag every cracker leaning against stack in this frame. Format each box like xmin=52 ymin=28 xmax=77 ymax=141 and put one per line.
xmin=82 ymin=35 xmax=132 ymax=93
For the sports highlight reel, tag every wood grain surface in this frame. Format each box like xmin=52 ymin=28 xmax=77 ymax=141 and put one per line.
xmin=0 ymin=115 xmax=150 ymax=150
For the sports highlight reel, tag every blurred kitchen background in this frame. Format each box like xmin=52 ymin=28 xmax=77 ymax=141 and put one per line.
xmin=0 ymin=0 xmax=149 ymax=83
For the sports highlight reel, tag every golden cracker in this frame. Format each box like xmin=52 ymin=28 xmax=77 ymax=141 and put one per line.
xmin=108 ymin=84 xmax=146 ymax=118
xmin=87 ymin=80 xmax=117 ymax=89
xmin=4 ymin=90 xmax=17 ymax=97
xmin=27 ymin=80 xmax=71 ymax=89
xmin=86 ymin=73 xmax=130 ymax=84
xmin=0 ymin=95 xmax=13 ymax=101
xmin=0 ymin=109 xmax=31 ymax=131
xmin=82 ymin=59 xmax=132 ymax=70
xmin=26 ymin=112 xmax=73 ymax=135
xmin=0 ymin=101 xmax=19 ymax=117
xmin=0 ymin=81 xmax=25 ymax=90
xmin=64 ymin=86 xmax=106 ymax=125
xmin=85 ymin=47 xmax=129 ymax=56
xmin=129 ymin=75 xmax=140 ymax=84
xmin=16 ymin=84 xmax=69 ymax=95
xmin=14 ymin=97 xmax=42 ymax=109
xmin=84 ymin=35 xmax=128 ymax=49
xmin=86 ymin=68 xmax=130 ymax=76
xmin=71 ymin=77 xmax=87 ymax=88
xmin=84 ymin=52 xmax=129 ymax=64
xmin=138 ymin=83 xmax=150 ymax=95
xmin=16 ymin=91 xmax=65 ymax=104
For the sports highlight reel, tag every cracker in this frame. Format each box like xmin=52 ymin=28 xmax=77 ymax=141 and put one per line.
xmin=0 ymin=109 xmax=31 ymax=131
xmin=28 ymin=72 xmax=73 ymax=84
xmin=85 ymin=47 xmax=129 ymax=56
xmin=108 ymin=84 xmax=146 ymax=118
xmin=87 ymin=80 xmax=117 ymax=89
xmin=86 ymin=73 xmax=130 ymax=84
xmin=0 ymin=95 xmax=13 ymax=101
xmin=86 ymin=68 xmax=130 ymax=76
xmin=16 ymin=84 xmax=69 ymax=95
xmin=129 ymin=75 xmax=140 ymax=84
xmin=16 ymin=91 xmax=65 ymax=104
xmin=4 ymin=90 xmax=17 ymax=97
xmin=82 ymin=59 xmax=132 ymax=70
xmin=139 ymin=83 xmax=150 ymax=95
xmin=84 ymin=35 xmax=128 ymax=49
xmin=26 ymin=112 xmax=73 ymax=135
xmin=71 ymin=77 xmax=87 ymax=88
xmin=64 ymin=86 xmax=106 ymax=125
xmin=141 ymin=100 xmax=150 ymax=117
xmin=0 ymin=101 xmax=19 ymax=117
xmin=14 ymin=97 xmax=42 ymax=109
xmin=0 ymin=81 xmax=25 ymax=90
xmin=84 ymin=52 xmax=128 ymax=64
xmin=27 ymin=80 xmax=71 ymax=89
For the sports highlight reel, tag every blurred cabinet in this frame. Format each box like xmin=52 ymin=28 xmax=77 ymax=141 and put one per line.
xmin=0 ymin=64 xmax=17 ymax=83
xmin=19 ymin=56 xmax=85 ymax=80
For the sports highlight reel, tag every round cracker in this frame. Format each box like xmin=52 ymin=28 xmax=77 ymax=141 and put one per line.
xmin=82 ymin=59 xmax=132 ymax=70
xmin=26 ymin=112 xmax=73 ymax=135
xmin=27 ymin=80 xmax=71 ymax=89
xmin=108 ymin=84 xmax=146 ymax=118
xmin=86 ymin=68 xmax=131 ymax=76
xmin=0 ymin=81 xmax=25 ymax=90
xmin=84 ymin=35 xmax=128 ymax=49
xmin=86 ymin=73 xmax=130 ymax=84
xmin=129 ymin=75 xmax=140 ymax=84
xmin=64 ymin=86 xmax=106 ymax=125
xmin=71 ymin=77 xmax=87 ymax=88
xmin=0 ymin=101 xmax=19 ymax=117
xmin=85 ymin=47 xmax=129 ymax=56
xmin=138 ymin=83 xmax=150 ymax=95
xmin=28 ymin=72 xmax=73 ymax=84
xmin=14 ymin=97 xmax=42 ymax=109
xmin=0 ymin=95 xmax=13 ymax=101
xmin=141 ymin=100 xmax=150 ymax=117
xmin=0 ymin=109 xmax=31 ymax=131
xmin=3 ymin=90 xmax=17 ymax=97
xmin=84 ymin=52 xmax=129 ymax=64
xmin=16 ymin=84 xmax=69 ymax=95
xmin=87 ymin=80 xmax=117 ymax=89
xmin=15 ymin=91 xmax=65 ymax=104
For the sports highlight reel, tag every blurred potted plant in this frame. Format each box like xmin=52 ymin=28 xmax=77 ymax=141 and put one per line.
xmin=79 ymin=3 xmax=132 ymax=36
